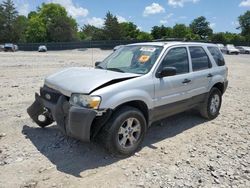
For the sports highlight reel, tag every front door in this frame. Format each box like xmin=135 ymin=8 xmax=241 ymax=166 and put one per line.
xmin=153 ymin=46 xmax=193 ymax=120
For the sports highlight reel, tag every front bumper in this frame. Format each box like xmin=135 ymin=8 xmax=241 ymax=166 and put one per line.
xmin=27 ymin=92 xmax=97 ymax=142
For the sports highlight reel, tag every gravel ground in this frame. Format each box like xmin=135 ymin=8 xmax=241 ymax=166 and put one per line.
xmin=0 ymin=49 xmax=249 ymax=188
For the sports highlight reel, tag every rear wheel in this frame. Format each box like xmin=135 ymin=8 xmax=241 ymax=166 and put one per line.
xmin=200 ymin=87 xmax=222 ymax=120
xmin=99 ymin=106 xmax=147 ymax=157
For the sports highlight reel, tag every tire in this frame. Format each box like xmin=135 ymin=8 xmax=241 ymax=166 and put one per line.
xmin=98 ymin=106 xmax=147 ymax=157
xmin=199 ymin=87 xmax=222 ymax=120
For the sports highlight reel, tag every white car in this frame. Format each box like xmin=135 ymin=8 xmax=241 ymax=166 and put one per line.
xmin=4 ymin=43 xmax=18 ymax=52
xmin=38 ymin=45 xmax=47 ymax=52
xmin=216 ymin=44 xmax=226 ymax=53
xmin=236 ymin=46 xmax=250 ymax=54
xmin=225 ymin=44 xmax=240 ymax=55
xmin=27 ymin=41 xmax=228 ymax=156
xmin=0 ymin=44 xmax=4 ymax=52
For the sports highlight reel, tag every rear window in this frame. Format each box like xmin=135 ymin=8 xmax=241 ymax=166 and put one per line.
xmin=207 ymin=47 xmax=225 ymax=66
xmin=189 ymin=46 xmax=211 ymax=71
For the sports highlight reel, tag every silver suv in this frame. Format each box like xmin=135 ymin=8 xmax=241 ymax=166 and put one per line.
xmin=27 ymin=42 xmax=228 ymax=156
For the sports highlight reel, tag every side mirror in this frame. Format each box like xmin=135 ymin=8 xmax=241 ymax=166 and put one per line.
xmin=95 ymin=61 xmax=102 ymax=67
xmin=157 ymin=67 xmax=177 ymax=78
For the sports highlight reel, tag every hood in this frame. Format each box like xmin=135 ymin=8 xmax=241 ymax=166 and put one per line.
xmin=45 ymin=67 xmax=139 ymax=96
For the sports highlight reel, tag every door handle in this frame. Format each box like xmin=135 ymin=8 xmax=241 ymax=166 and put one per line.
xmin=207 ymin=73 xmax=213 ymax=78
xmin=182 ymin=79 xmax=191 ymax=84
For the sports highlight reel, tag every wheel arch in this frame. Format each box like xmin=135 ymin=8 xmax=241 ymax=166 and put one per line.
xmin=114 ymin=100 xmax=149 ymax=125
xmin=212 ymin=82 xmax=224 ymax=94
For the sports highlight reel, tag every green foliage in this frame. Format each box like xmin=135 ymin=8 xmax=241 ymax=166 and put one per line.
xmin=27 ymin=11 xmax=37 ymax=19
xmin=211 ymin=32 xmax=227 ymax=43
xmin=25 ymin=3 xmax=78 ymax=42
xmin=103 ymin=12 xmax=122 ymax=40
xmin=47 ymin=16 xmax=78 ymax=42
xmin=81 ymin=24 xmax=105 ymax=40
xmin=0 ymin=1 xmax=249 ymax=45
xmin=238 ymin=11 xmax=250 ymax=41
xmin=0 ymin=5 xmax=5 ymax=42
xmin=136 ymin=32 xmax=153 ymax=40
xmin=13 ymin=15 xmax=28 ymax=42
xmin=0 ymin=0 xmax=18 ymax=42
xmin=172 ymin=24 xmax=189 ymax=38
xmin=25 ymin=15 xmax=46 ymax=42
xmin=151 ymin=25 xmax=172 ymax=39
xmin=190 ymin=16 xmax=213 ymax=39
xmin=120 ymin=22 xmax=140 ymax=40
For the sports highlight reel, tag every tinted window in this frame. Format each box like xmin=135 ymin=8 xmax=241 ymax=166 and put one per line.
xmin=208 ymin=47 xmax=225 ymax=66
xmin=189 ymin=46 xmax=210 ymax=71
xmin=160 ymin=47 xmax=189 ymax=75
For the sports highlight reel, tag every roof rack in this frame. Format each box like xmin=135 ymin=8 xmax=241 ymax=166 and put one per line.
xmin=153 ymin=38 xmax=213 ymax=43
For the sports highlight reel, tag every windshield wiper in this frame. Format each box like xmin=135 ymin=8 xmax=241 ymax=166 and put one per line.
xmin=107 ymin=68 xmax=124 ymax=73
xmin=95 ymin=65 xmax=104 ymax=69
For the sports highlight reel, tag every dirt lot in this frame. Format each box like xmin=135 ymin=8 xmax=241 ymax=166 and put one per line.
xmin=0 ymin=49 xmax=249 ymax=188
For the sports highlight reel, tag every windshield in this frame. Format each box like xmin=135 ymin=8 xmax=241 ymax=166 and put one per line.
xmin=227 ymin=45 xmax=235 ymax=49
xmin=97 ymin=45 xmax=163 ymax=74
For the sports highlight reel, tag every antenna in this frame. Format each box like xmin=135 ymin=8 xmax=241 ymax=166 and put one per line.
xmin=90 ymin=41 xmax=94 ymax=67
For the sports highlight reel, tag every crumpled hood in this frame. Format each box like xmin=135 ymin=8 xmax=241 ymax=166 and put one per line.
xmin=45 ymin=67 xmax=139 ymax=96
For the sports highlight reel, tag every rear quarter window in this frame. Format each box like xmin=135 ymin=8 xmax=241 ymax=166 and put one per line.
xmin=207 ymin=47 xmax=225 ymax=66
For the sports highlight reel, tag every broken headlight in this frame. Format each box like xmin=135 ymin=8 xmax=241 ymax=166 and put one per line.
xmin=69 ymin=94 xmax=101 ymax=109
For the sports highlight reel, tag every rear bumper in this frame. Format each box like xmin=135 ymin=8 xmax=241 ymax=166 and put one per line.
xmin=28 ymin=93 xmax=97 ymax=142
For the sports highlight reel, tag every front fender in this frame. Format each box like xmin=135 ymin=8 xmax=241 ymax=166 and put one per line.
xmin=99 ymin=89 xmax=154 ymax=110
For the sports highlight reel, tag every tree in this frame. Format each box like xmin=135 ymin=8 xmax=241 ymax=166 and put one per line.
xmin=25 ymin=3 xmax=79 ymax=42
xmin=238 ymin=11 xmax=250 ymax=41
xmin=103 ymin=12 xmax=122 ymax=40
xmin=81 ymin=24 xmax=105 ymax=40
xmin=27 ymin=11 xmax=37 ymax=19
xmin=13 ymin=15 xmax=28 ymax=42
xmin=120 ymin=22 xmax=140 ymax=40
xmin=211 ymin=32 xmax=227 ymax=43
xmin=190 ymin=16 xmax=213 ymax=39
xmin=172 ymin=24 xmax=189 ymax=38
xmin=136 ymin=32 xmax=153 ymax=41
xmin=25 ymin=15 xmax=46 ymax=42
xmin=47 ymin=16 xmax=78 ymax=42
xmin=151 ymin=25 xmax=173 ymax=39
xmin=0 ymin=0 xmax=18 ymax=42
xmin=0 ymin=5 xmax=4 ymax=42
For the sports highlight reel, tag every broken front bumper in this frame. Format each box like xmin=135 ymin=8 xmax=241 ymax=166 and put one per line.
xmin=27 ymin=92 xmax=97 ymax=142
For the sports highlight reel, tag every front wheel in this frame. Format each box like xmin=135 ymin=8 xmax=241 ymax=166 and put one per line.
xmin=98 ymin=106 xmax=147 ymax=157
xmin=200 ymin=88 xmax=222 ymax=120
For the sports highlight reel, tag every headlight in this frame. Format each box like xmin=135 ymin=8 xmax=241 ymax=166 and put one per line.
xmin=69 ymin=94 xmax=101 ymax=109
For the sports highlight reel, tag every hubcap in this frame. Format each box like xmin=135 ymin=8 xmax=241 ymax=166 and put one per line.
xmin=118 ymin=118 xmax=141 ymax=148
xmin=210 ymin=94 xmax=220 ymax=114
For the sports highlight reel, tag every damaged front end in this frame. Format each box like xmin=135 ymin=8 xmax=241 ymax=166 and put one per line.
xmin=27 ymin=86 xmax=111 ymax=142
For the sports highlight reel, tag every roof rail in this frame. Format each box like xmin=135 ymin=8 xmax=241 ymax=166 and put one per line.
xmin=153 ymin=38 xmax=213 ymax=43
xmin=153 ymin=38 xmax=185 ymax=42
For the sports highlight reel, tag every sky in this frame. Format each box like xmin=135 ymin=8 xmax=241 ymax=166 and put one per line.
xmin=4 ymin=0 xmax=250 ymax=33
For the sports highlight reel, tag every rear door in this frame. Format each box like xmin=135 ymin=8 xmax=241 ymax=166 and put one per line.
xmin=187 ymin=46 xmax=213 ymax=97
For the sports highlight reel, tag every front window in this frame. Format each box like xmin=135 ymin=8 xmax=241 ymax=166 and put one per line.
xmin=160 ymin=47 xmax=189 ymax=75
xmin=97 ymin=45 xmax=163 ymax=74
